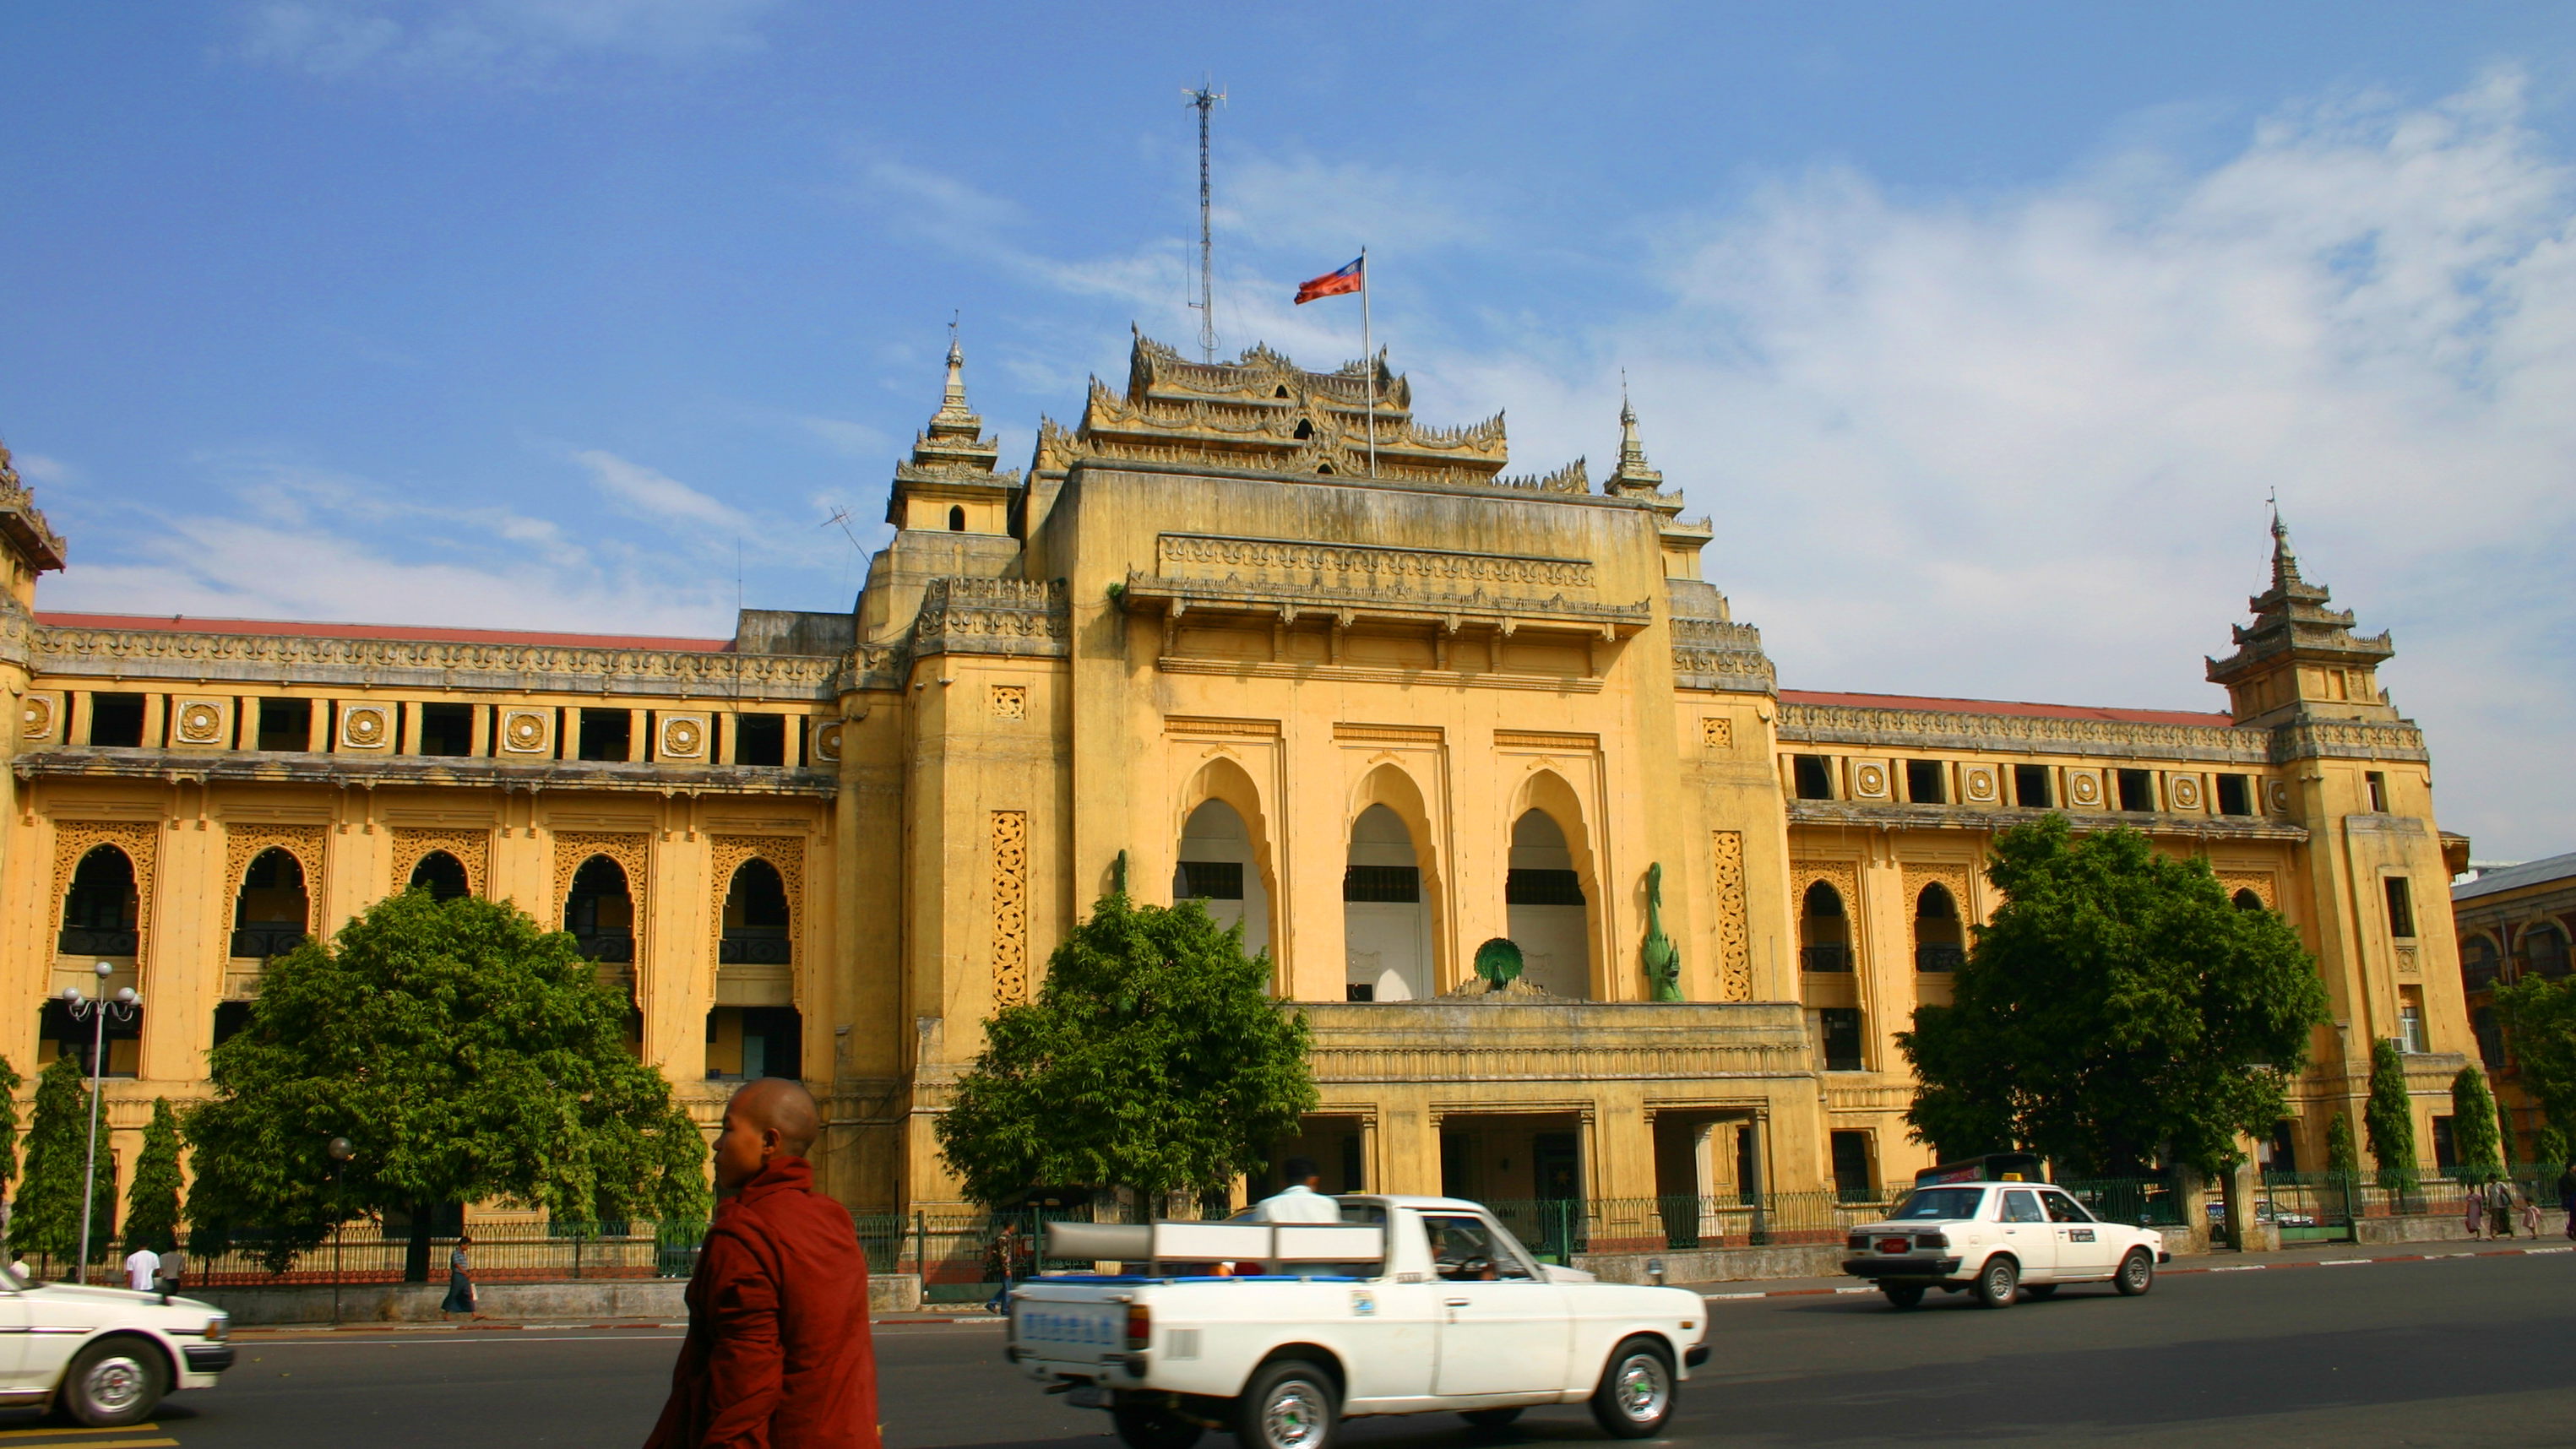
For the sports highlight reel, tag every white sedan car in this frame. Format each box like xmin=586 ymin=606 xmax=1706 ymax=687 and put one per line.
xmin=0 ymin=1269 xmax=232 ymax=1424
xmin=1841 ymin=1180 xmax=2167 ymax=1309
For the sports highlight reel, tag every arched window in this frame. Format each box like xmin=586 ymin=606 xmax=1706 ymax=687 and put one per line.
xmin=711 ymin=858 xmax=798 ymax=1083
xmin=564 ymin=856 xmax=634 ymax=963
xmin=2461 ymin=935 xmax=2501 ymax=991
xmin=720 ymin=859 xmax=792 ymax=964
xmin=1175 ymin=798 xmax=1269 ymax=954
xmin=1293 ymin=418 xmax=1314 ymax=440
xmin=948 ymin=505 xmax=967 ymax=532
xmin=409 ymin=850 xmax=470 ymax=903
xmin=1344 ymin=803 xmax=1428 ymax=1001
xmin=2232 ymin=888 xmax=2264 ymax=912
xmin=2472 ymin=1005 xmax=2505 ymax=1070
xmin=1913 ymin=883 xmax=1963 ymax=972
xmin=1801 ymin=882 xmax=1850 ymax=972
xmin=2521 ymin=923 xmax=2573 ymax=981
xmin=58 ymin=845 xmax=139 ymax=955
xmin=1504 ymin=810 xmax=1590 ymax=998
xmin=232 ymin=848 xmax=309 ymax=959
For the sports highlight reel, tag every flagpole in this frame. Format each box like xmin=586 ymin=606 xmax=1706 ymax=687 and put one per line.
xmin=1361 ymin=247 xmax=1376 ymax=478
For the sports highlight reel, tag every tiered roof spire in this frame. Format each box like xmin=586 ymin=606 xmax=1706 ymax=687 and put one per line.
xmin=1603 ymin=376 xmax=1665 ymax=497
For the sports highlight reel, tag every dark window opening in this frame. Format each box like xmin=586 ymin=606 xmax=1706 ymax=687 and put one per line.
xmin=212 ymin=1001 xmax=253 ymax=1048
xmin=2116 ymin=768 xmax=2155 ymax=811
xmin=87 ymin=693 xmax=144 ymax=748
xmin=231 ymin=848 xmax=309 ymax=958
xmin=720 ymin=859 xmax=792 ymax=963
xmin=2366 ymin=771 xmax=2389 ymax=813
xmin=1343 ymin=865 xmax=1421 ymax=903
xmin=1293 ymin=418 xmax=1314 ymax=440
xmin=565 ymin=855 xmax=635 ymax=963
xmin=1316 ymin=463 xmax=1334 ymax=475
xmin=409 ymin=850 xmax=470 ymax=902
xmin=2461 ymin=936 xmax=2501 ymax=990
xmin=948 ymin=505 xmax=966 ymax=532
xmin=1801 ymin=881 xmax=1850 ymax=972
xmin=58 ymin=846 xmax=139 ymax=954
xmin=419 ymin=703 xmax=473 ymax=757
xmin=1274 ymin=386 xmax=1290 ymax=399
xmin=1792 ymin=755 xmax=1834 ymax=800
xmin=40 ymin=999 xmax=141 ymax=1078
xmin=2472 ymin=1006 xmax=2505 ymax=1070
xmin=2431 ymin=1115 xmax=2457 ymax=1172
xmin=2013 ymin=764 xmax=2052 ymax=808
xmin=2521 ymin=925 xmax=2571 ymax=981
xmin=257 ymin=697 xmax=312 ymax=752
xmin=1829 ymin=1131 xmax=1874 ymax=1202
xmin=1904 ymin=760 xmax=1946 ymax=804
xmin=2216 ymin=773 xmax=2252 ymax=816
xmin=2264 ymin=1119 xmax=2300 ymax=1175
xmin=705 ymin=1006 xmax=802 ymax=1082
xmin=1914 ymin=883 xmax=1963 ymax=972
xmin=1345 ymin=983 xmax=1375 ymax=1002
xmin=736 ymin=714 xmax=786 ymax=768
xmin=1505 ymin=868 xmax=1584 ymax=905
xmin=1819 ymin=1007 xmax=1864 ymax=1072
xmin=2232 ymin=888 xmax=2264 ymax=912
xmin=577 ymin=708 xmax=631 ymax=762
xmin=1340 ymin=1134 xmax=1365 ymax=1194
xmin=2383 ymin=877 xmax=2416 ymax=939
xmin=1178 ymin=860 xmax=1245 ymax=901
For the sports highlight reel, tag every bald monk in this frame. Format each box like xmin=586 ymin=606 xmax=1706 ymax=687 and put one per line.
xmin=646 ymin=1078 xmax=879 ymax=1449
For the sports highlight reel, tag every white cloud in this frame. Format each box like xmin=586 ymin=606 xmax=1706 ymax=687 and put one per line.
xmin=235 ymin=0 xmax=774 ymax=79
xmin=11 ymin=453 xmax=75 ymax=487
xmin=574 ymin=448 xmax=750 ymax=535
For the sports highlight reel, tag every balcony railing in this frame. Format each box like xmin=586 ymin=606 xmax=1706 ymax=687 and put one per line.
xmin=572 ymin=930 xmax=635 ymax=963
xmin=1915 ymin=943 xmax=1965 ymax=973
xmin=1800 ymin=943 xmax=1851 ymax=972
xmin=720 ymin=931 xmax=792 ymax=965
xmin=57 ymin=927 xmax=137 ymax=955
xmin=230 ymin=925 xmax=309 ymax=959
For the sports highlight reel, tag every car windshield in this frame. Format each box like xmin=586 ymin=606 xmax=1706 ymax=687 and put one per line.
xmin=1889 ymin=1188 xmax=1987 ymax=1221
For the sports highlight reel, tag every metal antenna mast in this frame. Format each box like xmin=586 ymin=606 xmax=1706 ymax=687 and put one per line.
xmin=1183 ymin=78 xmax=1226 ymax=361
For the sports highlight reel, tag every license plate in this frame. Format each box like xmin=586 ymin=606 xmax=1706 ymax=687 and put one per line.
xmin=1067 ymin=1385 xmax=1107 ymax=1409
xmin=1877 ymin=1238 xmax=1910 ymax=1255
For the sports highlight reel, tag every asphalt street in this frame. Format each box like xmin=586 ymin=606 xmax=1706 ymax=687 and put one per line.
xmin=35 ymin=1250 xmax=2573 ymax=1449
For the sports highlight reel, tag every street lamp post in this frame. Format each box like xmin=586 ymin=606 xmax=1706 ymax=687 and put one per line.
xmin=62 ymin=962 xmax=139 ymax=1284
xmin=326 ymin=1137 xmax=354 ymax=1325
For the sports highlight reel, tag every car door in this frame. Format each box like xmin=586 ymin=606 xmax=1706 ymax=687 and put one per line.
xmin=1997 ymin=1189 xmax=2057 ymax=1281
xmin=1421 ymin=1213 xmax=1567 ymax=1397
xmin=2042 ymin=1189 xmax=2119 ymax=1278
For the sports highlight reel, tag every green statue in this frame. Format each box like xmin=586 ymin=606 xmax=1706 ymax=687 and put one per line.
xmin=1473 ymin=936 xmax=1524 ymax=987
xmin=1641 ymin=862 xmax=1683 ymax=1001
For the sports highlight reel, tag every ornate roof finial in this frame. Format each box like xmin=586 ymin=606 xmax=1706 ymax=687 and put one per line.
xmin=904 ymin=322 xmax=1003 ymax=478
xmin=2267 ymin=494 xmax=2307 ymax=590
xmin=1605 ymin=374 xmax=1664 ymax=497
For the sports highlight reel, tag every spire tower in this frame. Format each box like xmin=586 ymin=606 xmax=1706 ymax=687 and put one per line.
xmin=2206 ymin=509 xmax=2395 ymax=725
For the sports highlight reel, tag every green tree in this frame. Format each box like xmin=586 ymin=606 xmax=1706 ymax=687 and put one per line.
xmin=2449 ymin=1066 xmax=2503 ymax=1186
xmin=937 ymin=891 xmax=1318 ymax=1208
xmin=123 ymin=1099 xmax=184 ymax=1256
xmin=1899 ymin=817 xmax=2330 ymax=1177
xmin=2494 ymin=974 xmax=2576 ymax=1142
xmin=0 ymin=1054 xmax=24 ymax=1206
xmin=2326 ymin=1114 xmax=2361 ymax=1176
xmin=183 ymin=889 xmax=709 ymax=1278
xmin=2365 ymin=1036 xmax=2419 ymax=1191
xmin=2536 ymin=1123 xmax=2569 ymax=1171
xmin=11 ymin=1054 xmax=112 ymax=1269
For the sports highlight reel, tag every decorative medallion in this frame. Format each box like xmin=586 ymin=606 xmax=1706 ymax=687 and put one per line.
xmin=2265 ymin=779 xmax=2291 ymax=814
xmin=657 ymin=713 xmax=708 ymax=761
xmin=991 ymin=684 xmax=1028 ymax=720
xmin=811 ymin=719 xmax=843 ymax=764
xmin=174 ymin=699 xmax=226 ymax=745
xmin=500 ymin=709 xmax=551 ymax=754
xmin=340 ymin=704 xmax=391 ymax=750
xmin=1961 ymin=766 xmax=1998 ymax=804
xmin=1851 ymin=762 xmax=1889 ymax=799
xmin=1702 ymin=717 xmax=1731 ymax=750
xmin=22 ymin=693 xmax=57 ymax=742
xmin=2067 ymin=769 xmax=2101 ymax=807
xmin=2167 ymin=773 xmax=2204 ymax=811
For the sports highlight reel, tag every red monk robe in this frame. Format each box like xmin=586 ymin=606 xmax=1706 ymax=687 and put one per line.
xmin=646 ymin=1157 xmax=880 ymax=1449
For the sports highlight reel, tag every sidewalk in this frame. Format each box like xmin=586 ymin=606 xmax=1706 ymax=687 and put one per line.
xmin=1682 ymin=1235 xmax=2576 ymax=1301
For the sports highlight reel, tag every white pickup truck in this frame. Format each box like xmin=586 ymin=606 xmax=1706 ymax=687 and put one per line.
xmin=1006 ymin=1195 xmax=1708 ymax=1449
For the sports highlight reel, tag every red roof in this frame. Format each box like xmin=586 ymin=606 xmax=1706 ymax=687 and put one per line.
xmin=1778 ymin=688 xmax=2235 ymax=728
xmin=35 ymin=612 xmax=734 ymax=653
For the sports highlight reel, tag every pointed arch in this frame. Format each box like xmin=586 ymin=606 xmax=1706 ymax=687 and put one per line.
xmin=408 ymin=850 xmax=471 ymax=902
xmin=1345 ymin=762 xmax=1446 ymax=1000
xmin=1175 ymin=755 xmax=1277 ymax=958
xmin=1504 ymin=768 xmax=1601 ymax=999
xmin=232 ymin=847 xmax=311 ymax=959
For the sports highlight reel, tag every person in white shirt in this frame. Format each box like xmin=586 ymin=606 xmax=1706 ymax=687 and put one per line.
xmin=1252 ymin=1158 xmax=1342 ymax=1224
xmin=122 ymin=1245 xmax=160 ymax=1293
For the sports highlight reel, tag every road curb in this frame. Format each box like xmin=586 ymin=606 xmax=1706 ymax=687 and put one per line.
xmin=1698 ymin=1242 xmax=2576 ymax=1302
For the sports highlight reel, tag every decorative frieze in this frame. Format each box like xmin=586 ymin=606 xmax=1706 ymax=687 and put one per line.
xmin=990 ymin=811 xmax=1030 ymax=1007
xmin=1780 ymin=701 xmax=2267 ymax=763
xmin=33 ymin=624 xmax=841 ymax=699
xmin=1710 ymin=831 xmax=1751 ymax=1001
xmin=1158 ymin=534 xmax=1595 ymax=593
xmin=910 ymin=578 xmax=1069 ymax=661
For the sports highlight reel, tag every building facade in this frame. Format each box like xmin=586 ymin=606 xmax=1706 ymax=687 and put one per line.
xmin=2451 ymin=851 xmax=2576 ymax=1162
xmin=0 ymin=333 xmax=2477 ymax=1222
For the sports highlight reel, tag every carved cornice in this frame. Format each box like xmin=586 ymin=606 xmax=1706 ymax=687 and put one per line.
xmin=1159 ymin=534 xmax=1596 ymax=592
xmin=1778 ymin=702 xmax=2269 ymax=763
xmin=1788 ymin=799 xmax=2311 ymax=843
xmin=2269 ymin=719 xmax=2428 ymax=764
xmin=14 ymin=748 xmax=840 ymax=798
xmin=1300 ymin=1001 xmax=1813 ymax=1085
xmin=1671 ymin=617 xmax=1776 ymax=694
xmin=34 ymin=625 xmax=841 ymax=700
xmin=1124 ymin=573 xmax=1650 ymax=636
xmin=909 ymin=578 xmax=1069 ymax=661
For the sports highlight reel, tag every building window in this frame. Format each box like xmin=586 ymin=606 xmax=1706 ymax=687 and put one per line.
xmin=736 ymin=714 xmax=786 ymax=767
xmin=2399 ymin=988 xmax=2428 ymax=1054
xmin=2430 ymin=1115 xmax=2457 ymax=1172
xmin=2215 ymin=773 xmax=2252 ymax=816
xmin=1178 ymin=860 xmax=1245 ymax=900
xmin=1345 ymin=983 xmax=1374 ymax=1002
xmin=212 ymin=1001 xmax=253 ymax=1048
xmin=577 ymin=708 xmax=631 ymax=762
xmin=2383 ymin=877 xmax=2416 ymax=939
xmin=2461 ymin=936 xmax=2501 ymax=990
xmin=704 ymin=1006 xmax=802 ymax=1082
xmin=2116 ymin=768 xmax=2155 ymax=811
xmin=1801 ymin=882 xmax=1850 ymax=972
xmin=1791 ymin=755 xmax=1833 ymax=800
xmin=2012 ymin=764 xmax=2052 ymax=809
xmin=948 ymin=505 xmax=967 ymax=532
xmin=410 ymin=850 xmax=470 ymax=901
xmin=1818 ymin=1007 xmax=1864 ymax=1072
xmin=2366 ymin=771 xmax=2389 ymax=813
xmin=1829 ymin=1131 xmax=1875 ymax=1202
xmin=1503 ymin=866 xmax=1584 ymax=904
xmin=1914 ymin=883 xmax=1964 ymax=972
xmin=58 ymin=845 xmax=139 ymax=956
xmin=1342 ymin=865 xmax=1420 ymax=902
xmin=564 ymin=855 xmax=635 ymax=962
xmin=2521 ymin=925 xmax=2573 ymax=980
xmin=720 ymin=859 xmax=792 ymax=963
xmin=2472 ymin=1006 xmax=2505 ymax=1070
xmin=1904 ymin=760 xmax=1946 ymax=805
xmin=88 ymin=693 xmax=144 ymax=748
xmin=257 ymin=697 xmax=312 ymax=752
xmin=231 ymin=848 xmax=310 ymax=960
xmin=418 ymin=703 xmax=474 ymax=757
xmin=40 ymin=999 xmax=140 ymax=1077
xmin=2232 ymin=889 xmax=2264 ymax=912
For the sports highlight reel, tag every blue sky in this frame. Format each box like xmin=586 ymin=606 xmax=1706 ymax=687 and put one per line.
xmin=4 ymin=2 xmax=2573 ymax=856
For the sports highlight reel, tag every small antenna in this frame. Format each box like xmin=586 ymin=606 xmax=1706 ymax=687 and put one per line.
xmin=735 ymin=538 xmax=743 ymax=617
xmin=1183 ymin=77 xmax=1226 ymax=362
xmin=821 ymin=507 xmax=867 ymax=554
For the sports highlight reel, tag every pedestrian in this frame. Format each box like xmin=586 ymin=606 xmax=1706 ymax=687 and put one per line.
xmin=1249 ymin=1158 xmax=1341 ymax=1224
xmin=155 ymin=1243 xmax=187 ymax=1298
xmin=644 ymin=1077 xmax=878 ymax=1449
xmin=442 ymin=1232 xmax=476 ymax=1316
xmin=2465 ymin=1186 xmax=2485 ymax=1239
xmin=2492 ymin=1181 xmax=2518 ymax=1240
xmin=2519 ymin=1187 xmax=2542 ymax=1238
xmin=122 ymin=1244 xmax=159 ymax=1293
xmin=983 ymin=1221 xmax=1022 ymax=1315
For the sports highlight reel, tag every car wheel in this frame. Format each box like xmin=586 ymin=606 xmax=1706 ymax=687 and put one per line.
xmin=61 ymin=1335 xmax=168 ymax=1427
xmin=1589 ymin=1336 xmax=1677 ymax=1439
xmin=1971 ymin=1256 xmax=2019 ymax=1310
xmin=1235 ymin=1359 xmax=1338 ymax=1449
xmin=1459 ymin=1408 xmax=1525 ymax=1428
xmin=2021 ymin=1284 xmax=2057 ymax=1300
xmin=1112 ymin=1400 xmax=1204 ymax=1449
xmin=2113 ymin=1248 xmax=2155 ymax=1297
xmin=1881 ymin=1284 xmax=1926 ymax=1310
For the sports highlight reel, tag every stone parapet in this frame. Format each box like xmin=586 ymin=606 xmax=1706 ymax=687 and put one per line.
xmin=1301 ymin=1001 xmax=1813 ymax=1088
xmin=11 ymin=747 xmax=840 ymax=798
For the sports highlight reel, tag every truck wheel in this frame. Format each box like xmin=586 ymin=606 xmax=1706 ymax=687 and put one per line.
xmin=1460 ymin=1408 xmax=1524 ymax=1428
xmin=1588 ymin=1337 xmax=1676 ymax=1439
xmin=1881 ymin=1284 xmax=1925 ymax=1310
xmin=1111 ymin=1400 xmax=1204 ymax=1449
xmin=2113 ymin=1249 xmax=2155 ymax=1297
xmin=1971 ymin=1256 xmax=2019 ymax=1310
xmin=61 ymin=1336 xmax=167 ymax=1427
xmin=1236 ymin=1359 xmax=1337 ymax=1449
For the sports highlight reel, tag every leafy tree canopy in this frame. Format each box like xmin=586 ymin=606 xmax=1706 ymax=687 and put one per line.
xmin=2365 ymin=1036 xmax=2420 ymax=1190
xmin=124 ymin=1099 xmax=184 ymax=1255
xmin=2449 ymin=1066 xmax=2504 ymax=1186
xmin=12 ymin=1053 xmax=112 ymax=1262
xmin=2325 ymin=1114 xmax=2361 ymax=1177
xmin=1899 ymin=817 xmax=2330 ymax=1178
xmin=184 ymin=890 xmax=708 ymax=1272
xmin=937 ymin=892 xmax=1318 ymax=1208
xmin=2494 ymin=973 xmax=2576 ymax=1141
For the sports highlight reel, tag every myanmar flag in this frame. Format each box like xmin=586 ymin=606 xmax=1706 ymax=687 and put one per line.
xmin=1295 ymin=257 xmax=1364 ymax=304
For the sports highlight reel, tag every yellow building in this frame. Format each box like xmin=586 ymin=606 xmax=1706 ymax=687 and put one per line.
xmin=2451 ymin=852 xmax=2576 ymax=1162
xmin=0 ymin=331 xmax=2477 ymax=1225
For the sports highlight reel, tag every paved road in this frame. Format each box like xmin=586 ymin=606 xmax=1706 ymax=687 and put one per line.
xmin=38 ymin=1250 xmax=2573 ymax=1449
